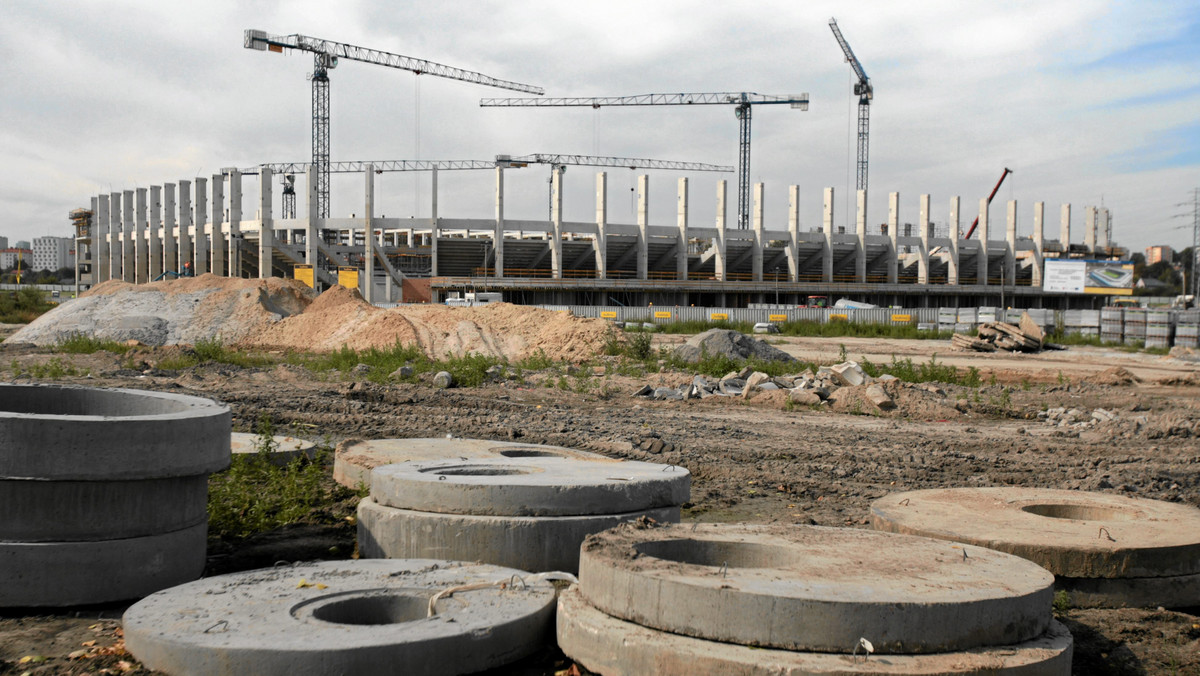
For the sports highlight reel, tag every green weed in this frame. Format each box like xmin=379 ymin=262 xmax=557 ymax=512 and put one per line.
xmin=54 ymin=332 xmax=132 ymax=355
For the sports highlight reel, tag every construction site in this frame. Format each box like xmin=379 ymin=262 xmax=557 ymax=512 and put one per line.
xmin=4 ymin=17 xmax=1200 ymax=676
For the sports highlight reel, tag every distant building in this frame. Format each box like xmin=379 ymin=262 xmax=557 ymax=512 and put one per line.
xmin=0 ymin=248 xmax=33 ymax=271
xmin=32 ymin=236 xmax=73 ymax=271
xmin=14 ymin=240 xmax=30 ymax=250
xmin=0 ymin=237 xmax=8 ymax=250
xmin=1146 ymin=245 xmax=1174 ymax=265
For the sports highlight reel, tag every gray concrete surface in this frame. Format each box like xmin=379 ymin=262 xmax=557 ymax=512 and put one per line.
xmin=370 ymin=458 xmax=690 ymax=516
xmin=1057 ymin=571 xmax=1200 ymax=609
xmin=578 ymin=523 xmax=1054 ymax=654
xmin=1 ymin=523 xmax=207 ymax=607
xmin=333 ymin=437 xmax=611 ymax=488
xmin=871 ymin=487 xmax=1200 ymax=579
xmin=358 ymin=497 xmax=680 ymax=574
xmin=123 ymin=559 xmax=556 ymax=676
xmin=557 ymin=586 xmax=1073 ymax=676
xmin=230 ymin=432 xmax=317 ymax=466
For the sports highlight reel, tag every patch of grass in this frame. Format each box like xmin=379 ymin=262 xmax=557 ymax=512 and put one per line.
xmin=298 ymin=341 xmax=503 ymax=387
xmin=858 ymin=354 xmax=982 ymax=386
xmin=0 ymin=288 xmax=55 ymax=324
xmin=23 ymin=357 xmax=84 ymax=379
xmin=54 ymin=332 xmax=132 ymax=355
xmin=652 ymin=319 xmax=756 ymax=335
xmin=192 ymin=338 xmax=275 ymax=369
xmin=207 ymin=415 xmax=353 ymax=539
xmin=605 ymin=331 xmax=654 ymax=360
xmin=1052 ymin=589 xmax=1071 ymax=616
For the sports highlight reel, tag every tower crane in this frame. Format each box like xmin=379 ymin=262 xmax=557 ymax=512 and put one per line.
xmin=244 ymin=29 xmax=543 ymax=219
xmin=480 ymin=92 xmax=809 ymax=229
xmin=829 ymin=18 xmax=873 ymax=196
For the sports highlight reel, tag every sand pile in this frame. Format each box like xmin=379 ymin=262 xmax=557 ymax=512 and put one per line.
xmin=11 ymin=276 xmax=616 ymax=362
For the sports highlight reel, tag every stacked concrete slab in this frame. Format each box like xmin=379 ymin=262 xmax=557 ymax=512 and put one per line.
xmin=358 ymin=454 xmax=689 ymax=574
xmin=230 ymin=431 xmax=317 ymax=466
xmin=0 ymin=384 xmax=230 ymax=606
xmin=871 ymin=487 xmax=1200 ymax=608
xmin=1123 ymin=307 xmax=1147 ymax=345
xmin=1177 ymin=310 xmax=1200 ymax=348
xmin=559 ymin=522 xmax=1072 ymax=675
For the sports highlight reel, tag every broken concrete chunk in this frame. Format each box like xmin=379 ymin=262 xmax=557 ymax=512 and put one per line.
xmin=830 ymin=361 xmax=867 ymax=386
xmin=866 ymin=384 xmax=896 ymax=410
xmin=789 ymin=390 xmax=822 ymax=406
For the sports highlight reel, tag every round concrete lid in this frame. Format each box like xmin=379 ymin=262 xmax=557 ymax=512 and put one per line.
xmin=557 ymin=585 xmax=1073 ymax=676
xmin=370 ymin=458 xmax=690 ymax=516
xmin=578 ymin=522 xmax=1054 ymax=654
xmin=870 ymin=487 xmax=1200 ymax=579
xmin=231 ymin=432 xmax=316 ymax=465
xmin=333 ymin=437 xmax=611 ymax=489
xmin=0 ymin=384 xmax=230 ymax=480
xmin=123 ymin=559 xmax=556 ymax=676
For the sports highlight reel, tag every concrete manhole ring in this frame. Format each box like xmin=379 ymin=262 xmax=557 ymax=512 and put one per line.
xmin=557 ymin=586 xmax=1073 ymax=676
xmin=123 ymin=559 xmax=556 ymax=676
xmin=231 ymin=432 xmax=317 ymax=465
xmin=370 ymin=457 xmax=690 ymax=516
xmin=869 ymin=487 xmax=1200 ymax=579
xmin=358 ymin=497 xmax=681 ymax=574
xmin=578 ymin=522 xmax=1054 ymax=654
xmin=333 ymin=438 xmax=610 ymax=488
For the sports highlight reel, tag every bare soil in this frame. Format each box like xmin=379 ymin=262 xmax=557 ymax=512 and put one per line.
xmin=2 ymin=335 xmax=1199 ymax=675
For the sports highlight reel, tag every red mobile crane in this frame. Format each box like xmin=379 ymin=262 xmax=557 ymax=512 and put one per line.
xmin=964 ymin=168 xmax=1012 ymax=238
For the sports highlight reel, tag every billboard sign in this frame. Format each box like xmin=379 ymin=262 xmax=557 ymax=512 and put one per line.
xmin=1043 ymin=260 xmax=1133 ymax=295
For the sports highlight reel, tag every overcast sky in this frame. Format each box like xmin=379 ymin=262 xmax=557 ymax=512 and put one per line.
xmin=3 ymin=0 xmax=1197 ymax=254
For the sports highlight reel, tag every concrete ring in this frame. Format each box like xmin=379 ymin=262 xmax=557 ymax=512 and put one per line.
xmin=870 ymin=487 xmax=1200 ymax=579
xmin=358 ymin=497 xmax=680 ymax=574
xmin=0 ymin=384 xmax=231 ymax=480
xmin=370 ymin=458 xmax=691 ymax=516
xmin=557 ymin=586 xmax=1073 ymax=676
xmin=577 ymin=522 xmax=1054 ymax=654
xmin=333 ymin=438 xmax=611 ymax=489
xmin=231 ymin=432 xmax=317 ymax=465
xmin=123 ymin=559 xmax=556 ymax=676
xmin=0 ymin=522 xmax=207 ymax=607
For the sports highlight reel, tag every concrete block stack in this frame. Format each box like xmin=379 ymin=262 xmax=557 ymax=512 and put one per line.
xmin=1176 ymin=310 xmax=1200 ymax=348
xmin=936 ymin=307 xmax=957 ymax=333
xmin=977 ymin=306 xmax=999 ymax=323
xmin=1064 ymin=309 xmax=1101 ymax=337
xmin=1123 ymin=307 xmax=1147 ymax=345
xmin=1145 ymin=309 xmax=1172 ymax=349
xmin=954 ymin=307 xmax=976 ymax=334
xmin=1100 ymin=307 xmax=1124 ymax=344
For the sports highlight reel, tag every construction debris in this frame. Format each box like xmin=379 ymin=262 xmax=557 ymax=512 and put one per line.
xmin=953 ymin=313 xmax=1046 ymax=353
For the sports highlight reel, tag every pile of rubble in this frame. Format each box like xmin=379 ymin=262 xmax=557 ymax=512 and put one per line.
xmin=633 ymin=360 xmax=898 ymax=410
xmin=952 ymin=313 xmax=1049 ymax=353
xmin=1039 ymin=406 xmax=1119 ymax=429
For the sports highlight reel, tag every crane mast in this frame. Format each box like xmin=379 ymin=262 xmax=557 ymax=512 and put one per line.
xmin=829 ymin=19 xmax=873 ymax=195
xmin=481 ymin=92 xmax=809 ymax=229
xmin=244 ymin=29 xmax=543 ymax=219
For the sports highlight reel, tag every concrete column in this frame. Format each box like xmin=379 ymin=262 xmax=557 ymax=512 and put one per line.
xmin=978 ymin=197 xmax=990 ymax=286
xmin=96 ymin=194 xmax=110 ymax=283
xmin=149 ymin=186 xmax=162 ymax=281
xmin=1005 ymin=200 xmax=1018 ymax=288
xmin=260 ymin=167 xmax=274 ymax=280
xmin=1060 ymin=204 xmax=1071 ymax=252
xmin=1032 ymin=201 xmax=1045 ymax=287
xmin=751 ymin=183 xmax=764 ymax=282
xmin=430 ymin=166 xmax=438 ymax=280
xmin=178 ymin=180 xmax=191 ymax=274
xmin=1084 ymin=206 xmax=1096 ymax=253
xmin=163 ymin=184 xmax=176 ymax=276
xmin=948 ymin=196 xmax=960 ymax=286
xmin=676 ymin=177 xmax=688 ymax=281
xmin=135 ymin=188 xmax=147 ymax=284
xmin=821 ymin=187 xmax=834 ymax=282
xmin=551 ymin=166 xmax=563 ymax=279
xmin=887 ymin=191 xmax=899 ymax=283
xmin=636 ymin=174 xmax=648 ymax=280
xmin=714 ymin=180 xmax=727 ymax=281
xmin=855 ymin=189 xmax=867 ymax=283
xmin=917 ymin=194 xmax=930 ymax=284
xmin=787 ymin=185 xmax=800 ymax=281
xmin=210 ymin=174 xmax=226 ymax=277
xmin=305 ymin=167 xmax=318 ymax=276
xmin=494 ymin=166 xmax=505 ymax=279
xmin=362 ymin=166 xmax=373 ymax=301
xmin=193 ymin=178 xmax=208 ymax=275
xmin=594 ymin=172 xmax=607 ymax=279
xmin=1099 ymin=208 xmax=1110 ymax=249
xmin=111 ymin=192 xmax=123 ymax=282
xmin=228 ymin=169 xmax=241 ymax=277
xmin=122 ymin=190 xmax=135 ymax=283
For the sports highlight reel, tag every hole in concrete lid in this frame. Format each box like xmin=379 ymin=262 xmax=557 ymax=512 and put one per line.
xmin=1021 ymin=503 xmax=1138 ymax=522
xmin=308 ymin=593 xmax=433 ymax=625
xmin=420 ymin=464 xmax=533 ymax=477
xmin=636 ymin=539 xmax=795 ymax=569
xmin=497 ymin=448 xmax=566 ymax=458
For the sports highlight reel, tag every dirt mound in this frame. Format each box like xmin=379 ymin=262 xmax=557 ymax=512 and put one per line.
xmin=673 ymin=329 xmax=794 ymax=363
xmin=1085 ymin=366 xmax=1142 ymax=386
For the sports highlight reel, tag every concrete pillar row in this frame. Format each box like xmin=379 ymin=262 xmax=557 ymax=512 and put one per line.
xmin=362 ymin=166 xmax=373 ymax=301
xmin=178 ymin=180 xmax=191 ymax=274
xmin=228 ymin=169 xmax=242 ymax=278
xmin=787 ymin=185 xmax=800 ymax=282
xmin=594 ymin=172 xmax=607 ymax=280
xmin=714 ymin=180 xmax=727 ymax=282
xmin=259 ymin=168 xmax=274 ymax=280
xmin=887 ymin=191 xmax=899 ymax=284
xmin=430 ymin=167 xmax=439 ymax=278
xmin=149 ymin=185 xmax=162 ymax=282
xmin=821 ymin=187 xmax=834 ymax=283
xmin=96 ymin=194 xmax=110 ymax=284
xmin=110 ymin=192 xmax=122 ymax=282
xmin=494 ymin=166 xmax=505 ymax=279
xmin=193 ymin=178 xmax=208 ymax=276
xmin=676 ymin=177 xmax=688 ymax=282
xmin=948 ymin=196 xmax=960 ymax=286
xmin=978 ymin=197 xmax=990 ymax=286
xmin=135 ymin=188 xmax=148 ymax=284
xmin=1005 ymin=200 xmax=1018 ymax=288
xmin=917 ymin=194 xmax=930 ymax=284
xmin=1099 ymin=208 xmax=1110 ymax=249
xmin=1032 ymin=201 xmax=1045 ymax=288
xmin=163 ymin=183 xmax=177 ymax=277
xmin=210 ymin=174 xmax=225 ymax=277
xmin=855 ymin=189 xmax=867 ymax=283
xmin=1085 ymin=206 xmax=1096 ymax=253
xmin=551 ymin=167 xmax=564 ymax=279
xmin=1060 ymin=204 xmax=1071 ymax=253
xmin=122 ymin=190 xmax=135 ymax=283
xmin=636 ymin=174 xmax=649 ymax=281
xmin=751 ymin=183 xmax=764 ymax=282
